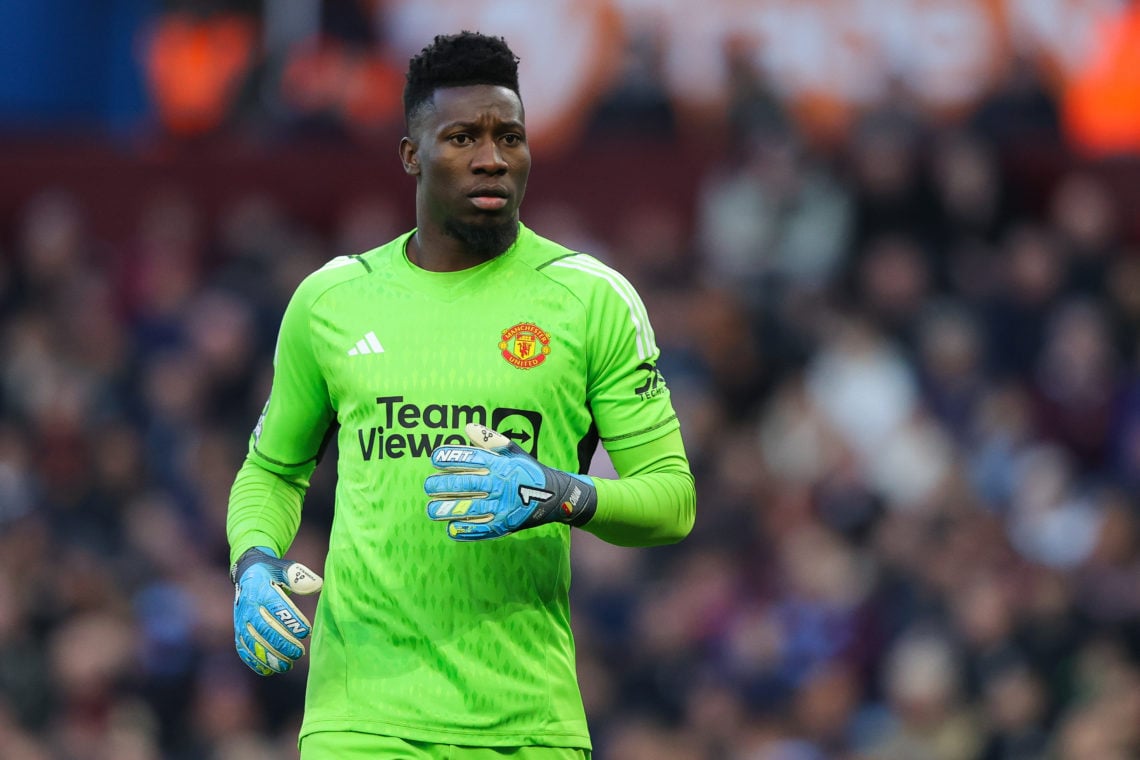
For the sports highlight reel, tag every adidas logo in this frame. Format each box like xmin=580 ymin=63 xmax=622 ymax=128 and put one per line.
xmin=347 ymin=331 xmax=384 ymax=356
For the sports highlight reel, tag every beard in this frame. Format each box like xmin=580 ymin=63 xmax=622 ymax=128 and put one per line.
xmin=443 ymin=217 xmax=519 ymax=260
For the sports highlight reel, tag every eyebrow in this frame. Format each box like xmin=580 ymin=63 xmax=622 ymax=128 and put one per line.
xmin=439 ymin=119 xmax=525 ymax=132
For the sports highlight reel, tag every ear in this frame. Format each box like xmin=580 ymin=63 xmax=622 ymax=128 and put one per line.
xmin=400 ymin=137 xmax=420 ymax=176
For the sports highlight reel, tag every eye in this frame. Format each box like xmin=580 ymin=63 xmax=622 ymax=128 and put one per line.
xmin=501 ymin=133 xmax=524 ymax=147
xmin=449 ymin=133 xmax=473 ymax=146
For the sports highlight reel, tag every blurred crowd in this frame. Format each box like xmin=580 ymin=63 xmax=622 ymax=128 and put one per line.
xmin=3 ymin=10 xmax=1140 ymax=760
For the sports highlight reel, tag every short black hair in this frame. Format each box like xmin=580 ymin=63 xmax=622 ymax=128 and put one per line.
xmin=403 ymin=31 xmax=521 ymax=130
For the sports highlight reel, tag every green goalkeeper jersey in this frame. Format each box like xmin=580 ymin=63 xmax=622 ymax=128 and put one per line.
xmin=234 ymin=224 xmax=679 ymax=748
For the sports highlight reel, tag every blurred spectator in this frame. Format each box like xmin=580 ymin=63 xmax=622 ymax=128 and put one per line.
xmin=1030 ymin=298 xmax=1120 ymax=470
xmin=853 ymin=233 xmax=934 ymax=347
xmin=804 ymin=318 xmax=918 ymax=472
xmin=930 ymin=130 xmax=1010 ymax=255
xmin=1105 ymin=251 xmax=1140 ymax=363
xmin=584 ymin=21 xmax=676 ymax=141
xmin=845 ymin=109 xmax=938 ymax=252
xmin=915 ymin=301 xmax=988 ymax=442
xmin=1050 ymin=638 xmax=1140 ymax=758
xmin=857 ymin=630 xmax=984 ymax=760
xmin=1072 ymin=489 xmax=1140 ymax=626
xmin=1006 ymin=443 xmax=1102 ymax=569
xmin=1112 ymin=365 xmax=1140 ymax=489
xmin=971 ymin=53 xmax=1063 ymax=156
xmin=1050 ymin=171 xmax=1121 ymax=296
xmin=695 ymin=132 xmax=851 ymax=304
xmin=983 ymin=223 xmax=1067 ymax=379
xmin=977 ymin=661 xmax=1050 ymax=760
xmin=722 ymin=36 xmax=789 ymax=150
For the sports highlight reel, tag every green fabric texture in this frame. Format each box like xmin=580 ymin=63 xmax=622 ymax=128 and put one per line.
xmin=588 ymin=429 xmax=695 ymax=547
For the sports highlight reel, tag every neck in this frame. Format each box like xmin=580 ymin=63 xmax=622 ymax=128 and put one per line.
xmin=408 ymin=219 xmax=520 ymax=272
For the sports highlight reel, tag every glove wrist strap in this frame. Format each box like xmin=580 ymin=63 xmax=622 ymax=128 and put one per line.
xmin=231 ymin=546 xmax=272 ymax=584
xmin=545 ymin=468 xmax=597 ymax=527
xmin=566 ymin=498 xmax=596 ymax=527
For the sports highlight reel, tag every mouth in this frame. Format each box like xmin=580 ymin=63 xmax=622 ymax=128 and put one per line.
xmin=467 ymin=186 xmax=510 ymax=211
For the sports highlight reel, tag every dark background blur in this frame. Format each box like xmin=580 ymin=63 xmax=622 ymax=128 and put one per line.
xmin=2 ymin=1 xmax=1140 ymax=759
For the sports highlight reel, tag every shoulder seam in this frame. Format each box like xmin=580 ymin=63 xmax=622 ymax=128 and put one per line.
xmin=306 ymin=254 xmax=375 ymax=307
xmin=349 ymin=253 xmax=372 ymax=273
xmin=536 ymin=252 xmax=581 ymax=271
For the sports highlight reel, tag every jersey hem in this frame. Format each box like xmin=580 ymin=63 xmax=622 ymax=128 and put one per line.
xmin=299 ymin=719 xmax=592 ymax=750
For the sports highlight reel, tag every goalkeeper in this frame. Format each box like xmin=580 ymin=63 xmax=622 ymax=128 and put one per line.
xmin=226 ymin=30 xmax=695 ymax=760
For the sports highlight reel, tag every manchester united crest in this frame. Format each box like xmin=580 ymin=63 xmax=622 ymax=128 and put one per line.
xmin=499 ymin=322 xmax=551 ymax=369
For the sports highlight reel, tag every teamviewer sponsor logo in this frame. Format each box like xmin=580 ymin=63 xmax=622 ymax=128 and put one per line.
xmin=356 ymin=397 xmax=543 ymax=460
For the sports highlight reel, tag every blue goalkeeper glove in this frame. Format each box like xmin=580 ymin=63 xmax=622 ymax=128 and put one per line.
xmin=425 ymin=423 xmax=598 ymax=541
xmin=230 ymin=546 xmax=323 ymax=675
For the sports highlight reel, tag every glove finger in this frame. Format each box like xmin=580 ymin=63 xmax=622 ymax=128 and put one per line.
xmin=243 ymin=605 xmax=306 ymax=656
xmin=430 ymin=445 xmax=494 ymax=472
xmin=236 ymin=630 xmax=291 ymax=674
xmin=424 ymin=472 xmax=491 ymax=499
xmin=263 ymin=585 xmax=313 ymax=639
xmin=445 ymin=519 xmax=506 ymax=541
xmin=236 ymin=639 xmax=276 ymax=675
xmin=464 ymin=423 xmax=513 ymax=453
xmin=427 ymin=498 xmax=495 ymax=523
xmin=240 ymin=624 xmax=295 ymax=667
xmin=274 ymin=560 xmax=323 ymax=595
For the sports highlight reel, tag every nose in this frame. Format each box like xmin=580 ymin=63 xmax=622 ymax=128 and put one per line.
xmin=471 ymin=138 xmax=508 ymax=175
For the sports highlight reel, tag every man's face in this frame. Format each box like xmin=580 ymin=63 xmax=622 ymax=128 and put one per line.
xmin=403 ymin=84 xmax=531 ymax=257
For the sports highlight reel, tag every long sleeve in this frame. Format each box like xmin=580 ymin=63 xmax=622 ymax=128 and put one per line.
xmin=584 ymin=428 xmax=696 ymax=547
xmin=227 ymin=263 xmax=339 ymax=565
xmin=226 ymin=457 xmax=309 ymax=564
